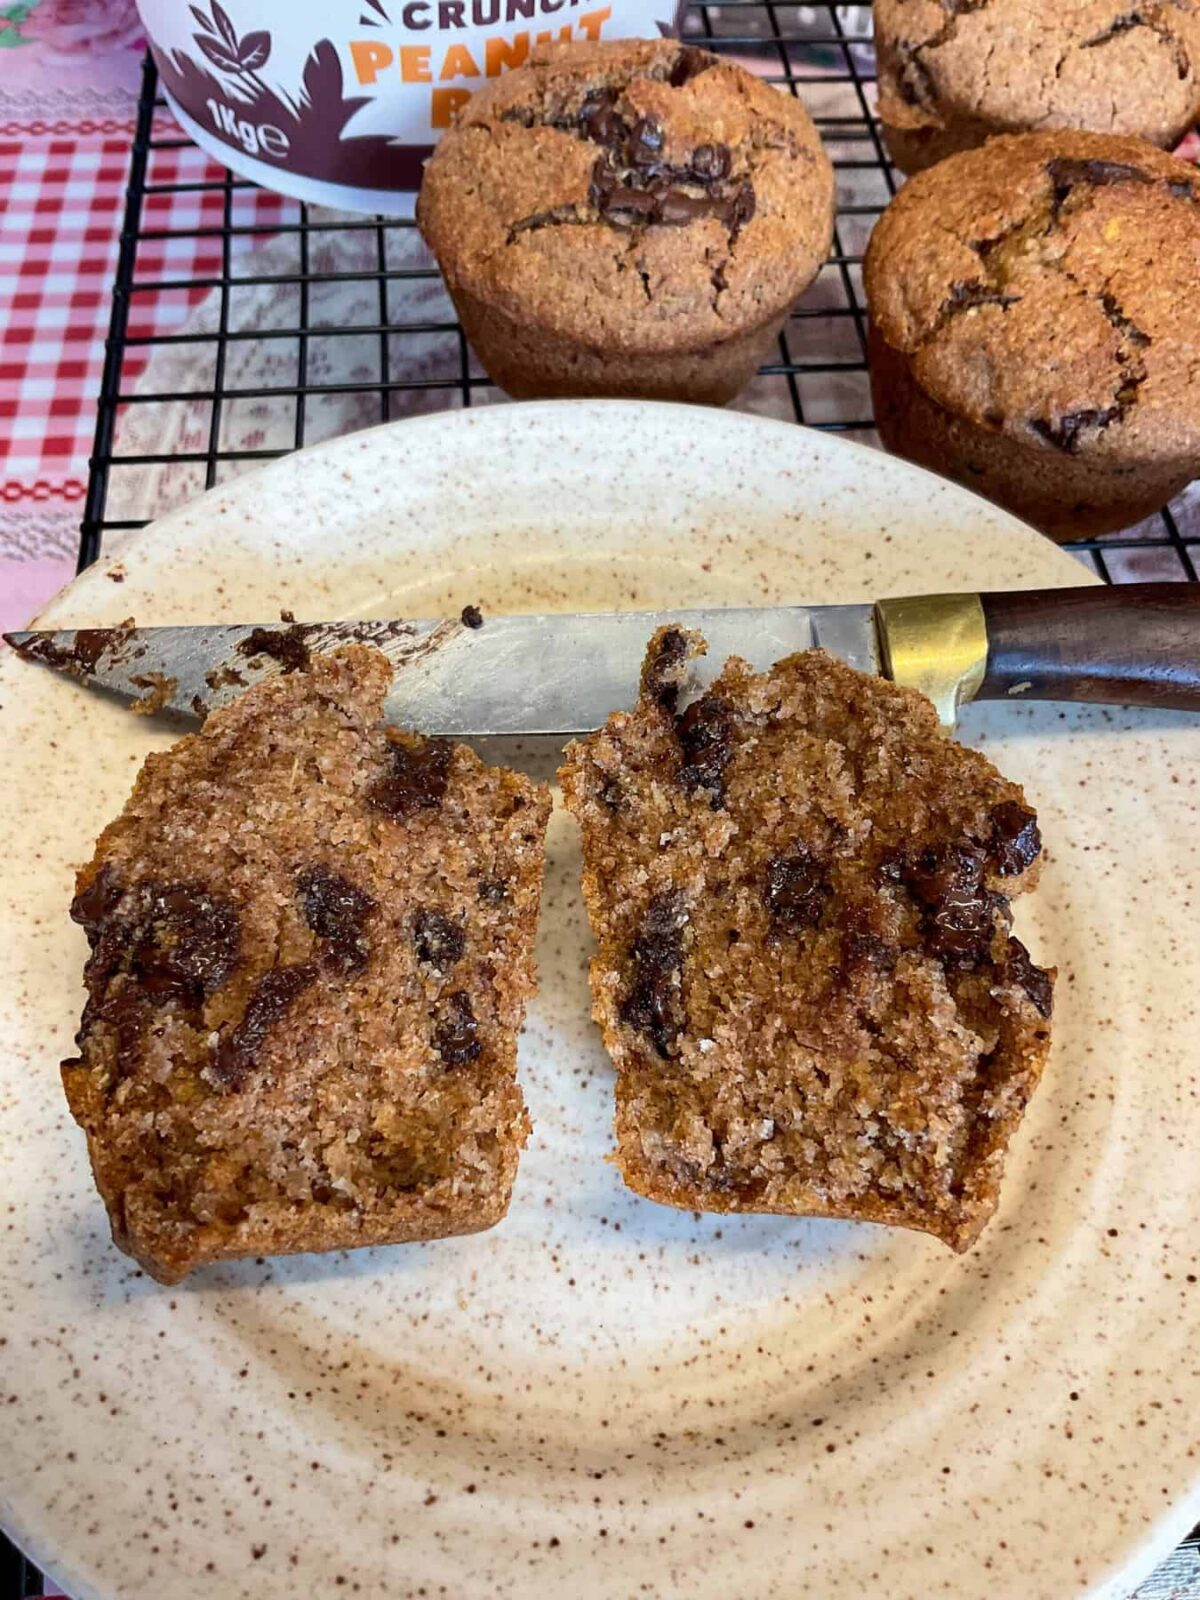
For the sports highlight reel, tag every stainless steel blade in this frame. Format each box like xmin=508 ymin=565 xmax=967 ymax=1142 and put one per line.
xmin=4 ymin=604 xmax=880 ymax=735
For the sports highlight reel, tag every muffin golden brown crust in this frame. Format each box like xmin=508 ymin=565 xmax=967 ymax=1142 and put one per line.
xmin=65 ymin=646 xmax=550 ymax=1283
xmin=875 ymin=0 xmax=1200 ymax=174
xmin=561 ymin=630 xmax=1053 ymax=1252
xmin=416 ymin=39 xmax=835 ymax=405
xmin=864 ymin=131 xmax=1200 ymax=539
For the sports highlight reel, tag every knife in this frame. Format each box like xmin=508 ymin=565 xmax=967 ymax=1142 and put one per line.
xmin=5 ymin=584 xmax=1199 ymax=735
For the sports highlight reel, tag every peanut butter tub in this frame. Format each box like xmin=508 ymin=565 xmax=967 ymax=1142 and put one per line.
xmin=136 ymin=0 xmax=671 ymax=214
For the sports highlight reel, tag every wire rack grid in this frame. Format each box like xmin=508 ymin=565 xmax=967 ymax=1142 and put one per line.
xmin=6 ymin=4 xmax=1200 ymax=1598
xmin=76 ymin=2 xmax=1199 ymax=581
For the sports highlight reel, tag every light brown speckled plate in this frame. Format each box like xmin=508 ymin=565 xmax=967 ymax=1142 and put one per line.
xmin=1 ymin=402 xmax=1198 ymax=1600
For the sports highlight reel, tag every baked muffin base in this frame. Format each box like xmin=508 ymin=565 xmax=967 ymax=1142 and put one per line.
xmin=452 ymin=279 xmax=789 ymax=406
xmin=868 ymin=321 xmax=1194 ymax=540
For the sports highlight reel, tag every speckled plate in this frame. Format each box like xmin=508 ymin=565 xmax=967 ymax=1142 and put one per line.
xmin=1 ymin=402 xmax=1198 ymax=1600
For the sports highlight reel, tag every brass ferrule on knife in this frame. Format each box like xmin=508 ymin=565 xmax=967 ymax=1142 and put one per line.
xmin=875 ymin=592 xmax=989 ymax=730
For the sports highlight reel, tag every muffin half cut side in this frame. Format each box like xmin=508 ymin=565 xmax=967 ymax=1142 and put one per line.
xmin=560 ymin=627 xmax=1054 ymax=1251
xmin=65 ymin=645 xmax=551 ymax=1283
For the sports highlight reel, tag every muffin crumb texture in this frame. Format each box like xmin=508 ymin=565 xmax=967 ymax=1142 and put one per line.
xmin=561 ymin=630 xmax=1054 ymax=1251
xmin=865 ymin=131 xmax=1200 ymax=538
xmin=875 ymin=0 xmax=1200 ymax=171
xmin=65 ymin=646 xmax=550 ymax=1283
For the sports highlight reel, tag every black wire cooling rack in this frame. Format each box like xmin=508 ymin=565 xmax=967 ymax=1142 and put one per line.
xmin=6 ymin=4 xmax=1200 ymax=1597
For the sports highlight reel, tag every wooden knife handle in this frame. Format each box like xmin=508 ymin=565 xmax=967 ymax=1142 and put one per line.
xmin=977 ymin=584 xmax=1200 ymax=710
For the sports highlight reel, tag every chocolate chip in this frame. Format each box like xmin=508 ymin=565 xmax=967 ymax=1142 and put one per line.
xmin=668 ymin=45 xmax=713 ymax=86
xmin=212 ymin=963 xmax=316 ymax=1090
xmin=764 ymin=848 xmax=831 ymax=932
xmin=82 ymin=881 xmax=241 ymax=1011
xmin=477 ymin=876 xmax=508 ymax=905
xmin=988 ymin=801 xmax=1042 ymax=877
xmin=368 ymin=737 xmax=452 ymax=818
xmin=237 ymin=624 xmax=311 ymax=673
xmin=1167 ymin=178 xmax=1198 ymax=202
xmin=729 ymin=179 xmax=756 ymax=233
xmin=619 ymin=890 xmax=689 ymax=1059
xmin=71 ymin=864 xmax=124 ymax=936
xmin=1030 ymin=407 xmax=1122 ymax=454
xmin=460 ymin=604 xmax=484 ymax=629
xmin=675 ymin=693 xmax=735 ymax=806
xmin=579 ymin=90 xmax=626 ymax=151
xmin=948 ymin=280 xmax=1021 ymax=312
xmin=690 ymin=142 xmax=730 ymax=182
xmin=642 ymin=627 xmax=689 ymax=711
xmin=1048 ymin=157 xmax=1151 ymax=217
xmin=904 ymin=844 xmax=1001 ymax=965
xmin=413 ymin=909 xmax=465 ymax=973
xmin=298 ymin=865 xmax=375 ymax=974
xmin=1002 ymin=937 xmax=1053 ymax=1018
xmin=630 ymin=115 xmax=665 ymax=167
xmin=434 ymin=990 xmax=481 ymax=1065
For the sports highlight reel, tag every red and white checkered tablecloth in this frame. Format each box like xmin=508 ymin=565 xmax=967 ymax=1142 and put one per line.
xmin=0 ymin=18 xmax=283 ymax=635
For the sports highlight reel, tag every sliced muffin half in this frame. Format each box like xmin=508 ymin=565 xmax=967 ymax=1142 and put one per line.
xmin=66 ymin=645 xmax=550 ymax=1283
xmin=560 ymin=628 xmax=1053 ymax=1251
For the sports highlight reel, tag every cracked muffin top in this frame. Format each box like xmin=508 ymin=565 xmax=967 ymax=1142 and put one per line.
xmin=417 ymin=39 xmax=835 ymax=352
xmin=864 ymin=131 xmax=1200 ymax=465
xmin=876 ymin=0 xmax=1200 ymax=150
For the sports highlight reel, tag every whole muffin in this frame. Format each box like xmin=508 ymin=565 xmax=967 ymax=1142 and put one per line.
xmin=875 ymin=0 xmax=1200 ymax=174
xmin=416 ymin=40 xmax=835 ymax=406
xmin=864 ymin=132 xmax=1200 ymax=540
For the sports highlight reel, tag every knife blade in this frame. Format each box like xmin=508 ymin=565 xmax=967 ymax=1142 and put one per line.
xmin=7 ymin=583 xmax=1199 ymax=734
xmin=2 ymin=607 xmax=881 ymax=736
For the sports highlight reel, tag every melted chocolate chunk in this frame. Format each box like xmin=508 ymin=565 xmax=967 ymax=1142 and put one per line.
xmin=70 ymin=864 xmax=124 ymax=935
xmin=237 ymin=624 xmax=312 ymax=673
xmin=72 ymin=629 xmax=114 ymax=674
xmin=477 ymin=875 xmax=508 ymax=905
xmin=630 ymin=115 xmax=665 ymax=166
xmin=988 ymin=801 xmax=1042 ymax=877
xmin=838 ymin=901 xmax=896 ymax=972
xmin=675 ymin=693 xmax=735 ymax=805
xmin=434 ymin=990 xmax=481 ymax=1065
xmin=460 ymin=604 xmax=484 ymax=629
xmin=619 ymin=890 xmax=689 ymax=1059
xmin=1030 ymin=407 xmax=1121 ymax=453
xmin=77 ymin=880 xmax=241 ymax=1018
xmin=298 ymin=865 xmax=375 ymax=974
xmin=1048 ymin=157 xmax=1151 ymax=215
xmin=691 ymin=142 xmax=730 ymax=182
xmin=948 ymin=280 xmax=1021 ymax=312
xmin=642 ymin=627 xmax=689 ymax=711
xmin=413 ymin=908 xmax=466 ymax=973
xmin=1168 ymin=178 xmax=1198 ymax=202
xmin=212 ymin=964 xmax=316 ymax=1090
xmin=904 ymin=843 xmax=1001 ymax=965
xmin=1002 ymin=937 xmax=1053 ymax=1018
xmin=368 ymin=737 xmax=452 ymax=818
xmin=764 ymin=847 xmax=832 ymax=932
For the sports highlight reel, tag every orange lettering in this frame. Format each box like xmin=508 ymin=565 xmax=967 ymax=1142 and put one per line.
xmin=576 ymin=6 xmax=611 ymax=40
xmin=485 ymin=32 xmax=530 ymax=75
xmin=439 ymin=42 xmax=482 ymax=80
xmin=431 ymin=87 xmax=473 ymax=127
xmin=401 ymin=45 xmax=432 ymax=83
xmin=534 ymin=24 xmax=573 ymax=45
xmin=349 ymin=40 xmax=394 ymax=85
